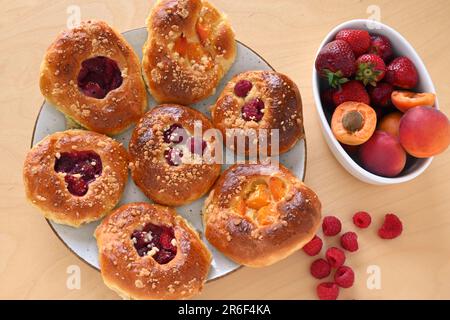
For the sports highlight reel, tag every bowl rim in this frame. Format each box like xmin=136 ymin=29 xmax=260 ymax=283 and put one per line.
xmin=312 ymin=18 xmax=435 ymax=185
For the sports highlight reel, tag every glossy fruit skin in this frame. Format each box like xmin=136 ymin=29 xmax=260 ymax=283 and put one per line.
xmin=391 ymin=90 xmax=436 ymax=113
xmin=359 ymin=130 xmax=407 ymax=177
xmin=379 ymin=112 xmax=403 ymax=138
xmin=355 ymin=54 xmax=386 ymax=86
xmin=369 ymin=34 xmax=394 ymax=62
xmin=332 ymin=80 xmax=370 ymax=106
xmin=315 ymin=40 xmax=356 ymax=87
xmin=335 ymin=29 xmax=371 ymax=56
xmin=385 ymin=57 xmax=418 ymax=89
xmin=399 ymin=106 xmax=450 ymax=158
xmin=368 ymin=82 xmax=394 ymax=109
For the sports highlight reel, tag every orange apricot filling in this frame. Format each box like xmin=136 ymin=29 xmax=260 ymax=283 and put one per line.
xmin=174 ymin=34 xmax=188 ymax=56
xmin=331 ymin=101 xmax=377 ymax=146
xmin=196 ymin=22 xmax=210 ymax=45
xmin=245 ymin=183 xmax=271 ymax=209
xmin=391 ymin=90 xmax=436 ymax=113
xmin=234 ymin=178 xmax=288 ymax=226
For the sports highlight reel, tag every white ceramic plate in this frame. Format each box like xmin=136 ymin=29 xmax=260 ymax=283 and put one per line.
xmin=312 ymin=19 xmax=436 ymax=185
xmin=31 ymin=27 xmax=306 ymax=281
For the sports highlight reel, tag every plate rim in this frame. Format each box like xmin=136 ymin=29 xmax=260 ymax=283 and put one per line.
xmin=29 ymin=29 xmax=308 ymax=283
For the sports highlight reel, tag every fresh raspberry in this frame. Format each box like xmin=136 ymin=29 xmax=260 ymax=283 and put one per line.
xmin=302 ymin=235 xmax=323 ymax=256
xmin=334 ymin=266 xmax=355 ymax=288
xmin=325 ymin=247 xmax=346 ymax=268
xmin=316 ymin=282 xmax=339 ymax=300
xmin=310 ymin=258 xmax=331 ymax=279
xmin=378 ymin=213 xmax=403 ymax=239
xmin=340 ymin=231 xmax=359 ymax=252
xmin=322 ymin=216 xmax=342 ymax=236
xmin=353 ymin=211 xmax=372 ymax=228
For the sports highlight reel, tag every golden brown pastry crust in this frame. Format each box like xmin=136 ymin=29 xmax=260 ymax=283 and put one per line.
xmin=203 ymin=163 xmax=321 ymax=267
xmin=39 ymin=20 xmax=147 ymax=135
xmin=23 ymin=130 xmax=129 ymax=227
xmin=211 ymin=70 xmax=304 ymax=155
xmin=95 ymin=202 xmax=212 ymax=300
xmin=129 ymin=104 xmax=221 ymax=206
xmin=142 ymin=0 xmax=236 ymax=104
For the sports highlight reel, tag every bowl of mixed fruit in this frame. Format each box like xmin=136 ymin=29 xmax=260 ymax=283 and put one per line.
xmin=312 ymin=19 xmax=450 ymax=185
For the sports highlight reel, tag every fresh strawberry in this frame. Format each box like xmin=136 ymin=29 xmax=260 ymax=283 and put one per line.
xmin=320 ymin=88 xmax=336 ymax=111
xmin=315 ymin=40 xmax=355 ymax=88
xmin=355 ymin=54 xmax=386 ymax=86
xmin=385 ymin=57 xmax=418 ymax=89
xmin=369 ymin=34 xmax=394 ymax=62
xmin=332 ymin=80 xmax=370 ymax=106
xmin=368 ymin=82 xmax=394 ymax=108
xmin=335 ymin=29 xmax=371 ymax=56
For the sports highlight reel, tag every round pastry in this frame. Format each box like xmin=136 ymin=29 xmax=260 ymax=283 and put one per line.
xmin=203 ymin=163 xmax=321 ymax=267
xmin=23 ymin=130 xmax=128 ymax=227
xmin=95 ymin=202 xmax=212 ymax=300
xmin=211 ymin=70 xmax=304 ymax=155
xmin=39 ymin=20 xmax=147 ymax=135
xmin=142 ymin=0 xmax=236 ymax=104
xmin=129 ymin=104 xmax=221 ymax=206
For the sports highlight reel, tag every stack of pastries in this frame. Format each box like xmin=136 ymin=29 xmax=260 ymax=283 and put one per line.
xmin=24 ymin=0 xmax=321 ymax=300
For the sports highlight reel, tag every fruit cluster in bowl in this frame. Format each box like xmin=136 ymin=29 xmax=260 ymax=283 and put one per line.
xmin=315 ymin=24 xmax=450 ymax=179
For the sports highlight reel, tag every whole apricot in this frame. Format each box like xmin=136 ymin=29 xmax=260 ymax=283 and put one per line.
xmin=378 ymin=112 xmax=403 ymax=138
xmin=359 ymin=131 xmax=406 ymax=177
xmin=399 ymin=106 xmax=450 ymax=158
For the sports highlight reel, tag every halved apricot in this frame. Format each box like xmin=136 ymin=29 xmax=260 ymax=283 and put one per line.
xmin=269 ymin=177 xmax=286 ymax=201
xmin=174 ymin=34 xmax=188 ymax=56
xmin=246 ymin=184 xmax=271 ymax=209
xmin=391 ymin=90 xmax=435 ymax=112
xmin=256 ymin=205 xmax=279 ymax=226
xmin=331 ymin=101 xmax=377 ymax=145
xmin=196 ymin=22 xmax=210 ymax=45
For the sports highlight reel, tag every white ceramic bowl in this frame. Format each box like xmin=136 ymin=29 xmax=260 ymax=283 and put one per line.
xmin=312 ymin=19 xmax=437 ymax=185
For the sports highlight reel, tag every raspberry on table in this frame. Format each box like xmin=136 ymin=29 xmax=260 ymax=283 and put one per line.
xmin=316 ymin=282 xmax=339 ymax=300
xmin=341 ymin=231 xmax=359 ymax=252
xmin=322 ymin=216 xmax=342 ymax=236
xmin=325 ymin=247 xmax=346 ymax=268
xmin=302 ymin=235 xmax=323 ymax=256
xmin=334 ymin=265 xmax=355 ymax=288
xmin=353 ymin=211 xmax=372 ymax=228
xmin=310 ymin=258 xmax=331 ymax=279
xmin=378 ymin=213 xmax=403 ymax=239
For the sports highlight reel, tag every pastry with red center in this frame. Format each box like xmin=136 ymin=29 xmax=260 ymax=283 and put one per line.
xmin=23 ymin=130 xmax=128 ymax=227
xmin=95 ymin=202 xmax=212 ymax=300
xmin=142 ymin=0 xmax=236 ymax=104
xmin=211 ymin=70 xmax=304 ymax=155
xmin=129 ymin=104 xmax=221 ymax=206
xmin=203 ymin=163 xmax=321 ymax=267
xmin=39 ymin=20 xmax=147 ymax=135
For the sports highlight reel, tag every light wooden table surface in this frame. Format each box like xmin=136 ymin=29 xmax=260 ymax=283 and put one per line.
xmin=1 ymin=0 xmax=449 ymax=300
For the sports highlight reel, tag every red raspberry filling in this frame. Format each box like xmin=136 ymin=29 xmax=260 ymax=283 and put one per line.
xmin=378 ymin=213 xmax=403 ymax=239
xmin=164 ymin=148 xmax=183 ymax=166
xmin=131 ymin=223 xmax=177 ymax=264
xmin=189 ymin=137 xmax=207 ymax=155
xmin=326 ymin=247 xmax=346 ymax=268
xmin=322 ymin=216 xmax=342 ymax=236
xmin=234 ymin=80 xmax=253 ymax=97
xmin=77 ymin=56 xmax=123 ymax=99
xmin=334 ymin=265 xmax=355 ymax=288
xmin=163 ymin=124 xmax=186 ymax=144
xmin=302 ymin=235 xmax=323 ymax=256
xmin=310 ymin=258 xmax=331 ymax=279
xmin=316 ymin=282 xmax=339 ymax=300
xmin=241 ymin=98 xmax=265 ymax=122
xmin=54 ymin=151 xmax=102 ymax=196
xmin=353 ymin=211 xmax=372 ymax=228
xmin=341 ymin=231 xmax=359 ymax=252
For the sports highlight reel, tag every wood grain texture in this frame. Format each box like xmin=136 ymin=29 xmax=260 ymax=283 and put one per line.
xmin=0 ymin=0 xmax=449 ymax=299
